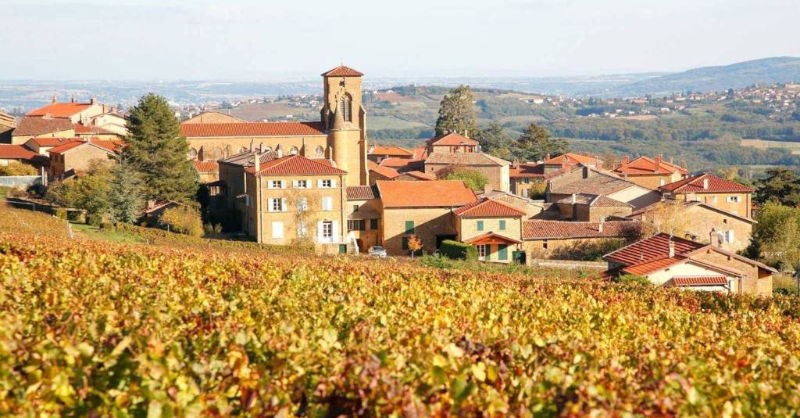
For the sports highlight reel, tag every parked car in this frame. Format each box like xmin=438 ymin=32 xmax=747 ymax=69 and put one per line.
xmin=368 ymin=245 xmax=387 ymax=258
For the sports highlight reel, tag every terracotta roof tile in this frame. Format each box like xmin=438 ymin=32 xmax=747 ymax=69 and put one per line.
xmin=74 ymin=123 xmax=115 ymax=135
xmin=368 ymin=160 xmax=400 ymax=179
xmin=180 ymin=122 xmax=325 ymax=138
xmin=523 ymin=220 xmax=639 ymax=240
xmin=27 ymin=102 xmax=93 ymax=118
xmin=659 ymin=173 xmax=753 ymax=194
xmin=454 ymin=197 xmax=526 ymax=218
xmin=245 ymin=154 xmax=347 ymax=176
xmin=412 ymin=146 xmax=428 ymax=160
xmin=193 ymin=160 xmax=219 ymax=172
xmin=376 ymin=180 xmax=476 ymax=208
xmin=346 ymin=185 xmax=378 ymax=200
xmin=614 ymin=156 xmax=688 ymax=176
xmin=603 ymin=233 xmax=705 ymax=266
xmin=370 ymin=145 xmax=413 ymax=157
xmin=425 ymin=152 xmax=510 ymax=167
xmin=550 ymin=172 xmax=637 ymax=196
xmin=0 ymin=144 xmax=36 ymax=160
xmin=426 ymin=132 xmax=479 ymax=147
xmin=321 ymin=65 xmax=364 ymax=77
xmin=621 ymin=256 xmax=687 ymax=276
xmin=47 ymin=139 xmax=121 ymax=155
xmin=13 ymin=117 xmax=75 ymax=136
xmin=668 ymin=276 xmax=729 ymax=287
xmin=465 ymin=232 xmax=522 ymax=245
xmin=27 ymin=137 xmax=75 ymax=147
xmin=399 ymin=170 xmax=436 ymax=180
xmin=544 ymin=153 xmax=601 ymax=166
xmin=379 ymin=157 xmax=424 ymax=172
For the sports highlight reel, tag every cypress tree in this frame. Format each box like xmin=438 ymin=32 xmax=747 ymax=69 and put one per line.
xmin=125 ymin=93 xmax=197 ymax=203
xmin=435 ymin=85 xmax=478 ymax=137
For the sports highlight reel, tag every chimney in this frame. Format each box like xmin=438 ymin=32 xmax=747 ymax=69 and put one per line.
xmin=71 ymin=96 xmax=75 ymax=103
xmin=545 ymin=153 xmax=551 ymax=161
xmin=703 ymin=177 xmax=709 ymax=190
xmin=668 ymin=239 xmax=675 ymax=257
xmin=253 ymin=152 xmax=261 ymax=172
xmin=670 ymin=156 xmax=674 ymax=164
xmin=483 ymin=183 xmax=492 ymax=195
xmin=655 ymin=154 xmax=662 ymax=166
xmin=275 ymin=144 xmax=283 ymax=158
xmin=582 ymin=166 xmax=590 ymax=179
xmin=51 ymin=95 xmax=57 ymax=104
xmin=90 ymin=97 xmax=97 ymax=105
xmin=709 ymin=228 xmax=720 ymax=247
xmin=622 ymin=155 xmax=629 ymax=165
xmin=598 ymin=218 xmax=604 ymax=232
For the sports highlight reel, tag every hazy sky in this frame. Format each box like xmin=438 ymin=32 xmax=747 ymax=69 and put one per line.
xmin=3 ymin=0 xmax=799 ymax=80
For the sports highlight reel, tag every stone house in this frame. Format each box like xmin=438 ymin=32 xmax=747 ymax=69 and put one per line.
xmin=454 ymin=198 xmax=526 ymax=263
xmin=627 ymin=200 xmax=754 ymax=252
xmin=345 ymin=185 xmax=382 ymax=252
xmin=555 ymin=193 xmax=633 ymax=222
xmin=425 ymin=152 xmax=511 ymax=192
xmin=425 ymin=132 xmax=479 ymax=154
xmin=47 ymin=139 xmax=121 ymax=178
xmin=612 ymin=155 xmax=688 ymax=189
xmin=367 ymin=160 xmax=400 ymax=183
xmin=522 ymin=220 xmax=641 ymax=260
xmin=0 ymin=145 xmax=37 ymax=167
xmin=375 ymin=180 xmax=476 ymax=255
xmin=604 ymin=233 xmax=775 ymax=296
xmin=239 ymin=154 xmax=349 ymax=248
xmin=659 ymin=173 xmax=754 ymax=218
xmin=547 ymin=166 xmax=662 ymax=210
xmin=12 ymin=117 xmax=75 ymax=144
xmin=367 ymin=145 xmax=414 ymax=164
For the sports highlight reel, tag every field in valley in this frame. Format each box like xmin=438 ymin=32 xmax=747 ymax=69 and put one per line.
xmin=1 ymin=205 xmax=800 ymax=416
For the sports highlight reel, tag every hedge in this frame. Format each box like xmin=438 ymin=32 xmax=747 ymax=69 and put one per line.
xmin=439 ymin=239 xmax=478 ymax=261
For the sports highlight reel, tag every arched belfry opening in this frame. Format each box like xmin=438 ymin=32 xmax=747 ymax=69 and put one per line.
xmin=340 ymin=93 xmax=352 ymax=122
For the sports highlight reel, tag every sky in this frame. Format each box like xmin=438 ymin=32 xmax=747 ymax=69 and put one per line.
xmin=2 ymin=0 xmax=799 ymax=80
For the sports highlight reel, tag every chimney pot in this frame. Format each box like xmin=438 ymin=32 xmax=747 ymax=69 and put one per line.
xmin=668 ymin=239 xmax=675 ymax=257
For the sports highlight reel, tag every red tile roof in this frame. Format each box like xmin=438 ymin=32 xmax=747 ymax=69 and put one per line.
xmin=245 ymin=154 xmax=347 ymax=176
xmin=74 ymin=123 xmax=115 ymax=135
xmin=659 ymin=173 xmax=753 ymax=194
xmin=464 ymin=232 xmax=522 ymax=245
xmin=379 ymin=157 xmax=424 ymax=172
xmin=27 ymin=137 xmax=75 ymax=147
xmin=47 ymin=139 xmax=123 ymax=155
xmin=0 ymin=144 xmax=36 ymax=160
xmin=523 ymin=220 xmax=639 ymax=240
xmin=454 ymin=197 xmax=526 ymax=218
xmin=426 ymin=132 xmax=479 ymax=147
xmin=412 ymin=146 xmax=428 ymax=160
xmin=368 ymin=160 xmax=400 ymax=179
xmin=604 ymin=233 xmax=705 ymax=266
xmin=544 ymin=153 xmax=601 ymax=166
xmin=614 ymin=156 xmax=688 ymax=176
xmin=376 ymin=180 xmax=476 ymax=208
xmin=321 ymin=65 xmax=364 ymax=77
xmin=180 ymin=122 xmax=326 ymax=138
xmin=399 ymin=170 xmax=436 ymax=181
xmin=193 ymin=160 xmax=219 ymax=172
xmin=27 ymin=102 xmax=93 ymax=118
xmin=622 ymin=256 xmax=687 ymax=276
xmin=346 ymin=185 xmax=378 ymax=200
xmin=669 ymin=276 xmax=729 ymax=287
xmin=370 ymin=145 xmax=413 ymax=157
xmin=13 ymin=117 xmax=75 ymax=136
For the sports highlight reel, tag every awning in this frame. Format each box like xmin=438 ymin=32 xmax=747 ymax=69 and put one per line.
xmin=464 ymin=232 xmax=522 ymax=246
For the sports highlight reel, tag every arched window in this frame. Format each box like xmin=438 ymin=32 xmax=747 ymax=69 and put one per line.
xmin=187 ymin=148 xmax=198 ymax=159
xmin=315 ymin=145 xmax=324 ymax=157
xmin=289 ymin=146 xmax=299 ymax=155
xmin=340 ymin=93 xmax=352 ymax=122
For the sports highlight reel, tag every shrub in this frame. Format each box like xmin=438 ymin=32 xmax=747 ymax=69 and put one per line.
xmin=54 ymin=208 xmax=68 ymax=220
xmin=0 ymin=161 xmax=37 ymax=176
xmin=439 ymin=240 xmax=478 ymax=261
xmin=160 ymin=205 xmax=204 ymax=237
xmin=616 ymin=274 xmax=652 ymax=286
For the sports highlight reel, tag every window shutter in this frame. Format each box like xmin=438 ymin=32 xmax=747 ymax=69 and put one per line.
xmin=281 ymin=198 xmax=288 ymax=212
xmin=317 ymin=221 xmax=324 ymax=242
xmin=331 ymin=179 xmax=337 ymax=188
xmin=317 ymin=179 xmax=323 ymax=188
xmin=726 ymin=230 xmax=735 ymax=243
xmin=332 ymin=221 xmax=340 ymax=240
xmin=268 ymin=198 xmax=275 ymax=212
xmin=292 ymin=180 xmax=299 ymax=188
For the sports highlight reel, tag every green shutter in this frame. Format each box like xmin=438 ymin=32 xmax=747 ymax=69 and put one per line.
xmin=477 ymin=220 xmax=484 ymax=231
xmin=485 ymin=245 xmax=491 ymax=261
xmin=498 ymin=244 xmax=508 ymax=261
xmin=405 ymin=220 xmax=415 ymax=234
xmin=499 ymin=220 xmax=506 ymax=230
xmin=402 ymin=236 xmax=409 ymax=250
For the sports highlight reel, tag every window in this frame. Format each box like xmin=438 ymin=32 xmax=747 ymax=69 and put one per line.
xmin=499 ymin=220 xmax=506 ymax=231
xmin=543 ymin=240 xmax=548 ymax=250
xmin=341 ymin=94 xmax=352 ymax=122
xmin=294 ymin=179 xmax=308 ymax=188
xmin=402 ymin=236 xmax=410 ymax=250
xmin=269 ymin=180 xmax=284 ymax=189
xmin=320 ymin=179 xmax=333 ymax=188
xmin=370 ymin=218 xmax=378 ymax=230
xmin=476 ymin=220 xmax=484 ymax=231
xmin=727 ymin=196 xmax=741 ymax=203
xmin=271 ymin=221 xmax=284 ymax=239
xmin=404 ymin=220 xmax=415 ymax=234
xmin=269 ymin=198 xmax=285 ymax=212
xmin=322 ymin=221 xmax=333 ymax=238
xmin=348 ymin=220 xmax=365 ymax=231
xmin=477 ymin=244 xmax=487 ymax=259
xmin=315 ymin=145 xmax=325 ymax=157
xmin=322 ymin=196 xmax=333 ymax=211
xmin=289 ymin=146 xmax=299 ymax=155
xmin=353 ymin=204 xmax=359 ymax=213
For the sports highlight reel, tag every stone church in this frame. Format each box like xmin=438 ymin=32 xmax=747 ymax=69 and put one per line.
xmin=180 ymin=65 xmax=369 ymax=187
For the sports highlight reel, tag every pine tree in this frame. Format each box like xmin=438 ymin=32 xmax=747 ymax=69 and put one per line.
xmin=513 ymin=123 xmax=568 ymax=162
xmin=435 ymin=85 xmax=478 ymax=137
xmin=125 ymin=93 xmax=197 ymax=203
xmin=108 ymin=157 xmax=145 ymax=224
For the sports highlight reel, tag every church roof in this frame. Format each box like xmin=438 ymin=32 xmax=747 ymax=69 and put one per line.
xmin=322 ymin=65 xmax=364 ymax=77
xmin=180 ymin=122 xmax=326 ymax=138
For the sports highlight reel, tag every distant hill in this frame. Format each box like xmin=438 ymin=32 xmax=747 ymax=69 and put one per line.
xmin=609 ymin=57 xmax=800 ymax=97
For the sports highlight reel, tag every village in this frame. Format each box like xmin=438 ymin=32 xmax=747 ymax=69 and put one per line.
xmin=0 ymin=65 xmax=776 ymax=297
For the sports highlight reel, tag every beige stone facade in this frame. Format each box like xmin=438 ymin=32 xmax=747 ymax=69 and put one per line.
xmin=49 ymin=143 xmax=115 ymax=178
xmin=668 ymin=191 xmax=752 ymax=219
xmin=380 ymin=207 xmax=457 ymax=255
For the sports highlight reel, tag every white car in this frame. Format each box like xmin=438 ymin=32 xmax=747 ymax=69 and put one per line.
xmin=368 ymin=246 xmax=387 ymax=258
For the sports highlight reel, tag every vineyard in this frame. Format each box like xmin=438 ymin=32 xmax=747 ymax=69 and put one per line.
xmin=1 ymin=206 xmax=800 ymax=416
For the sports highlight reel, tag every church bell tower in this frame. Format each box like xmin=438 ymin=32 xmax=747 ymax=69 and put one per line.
xmin=321 ymin=65 xmax=368 ymax=186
